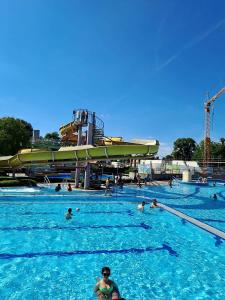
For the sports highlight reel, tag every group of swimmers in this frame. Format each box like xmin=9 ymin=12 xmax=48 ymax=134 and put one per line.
xmin=197 ymin=177 xmax=207 ymax=183
xmin=137 ymin=199 xmax=158 ymax=212
xmin=55 ymin=183 xmax=73 ymax=192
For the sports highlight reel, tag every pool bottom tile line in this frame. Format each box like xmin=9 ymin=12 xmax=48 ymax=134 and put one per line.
xmin=0 ymin=243 xmax=178 ymax=260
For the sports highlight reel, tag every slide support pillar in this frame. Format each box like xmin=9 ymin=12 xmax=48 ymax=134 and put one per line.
xmin=84 ymin=122 xmax=93 ymax=189
xmin=75 ymin=125 xmax=82 ymax=188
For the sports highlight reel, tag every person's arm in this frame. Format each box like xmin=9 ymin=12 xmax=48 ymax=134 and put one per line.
xmin=94 ymin=282 xmax=104 ymax=300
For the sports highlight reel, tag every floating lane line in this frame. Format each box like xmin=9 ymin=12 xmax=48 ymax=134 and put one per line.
xmin=0 ymin=243 xmax=178 ymax=260
xmin=158 ymin=203 xmax=225 ymax=240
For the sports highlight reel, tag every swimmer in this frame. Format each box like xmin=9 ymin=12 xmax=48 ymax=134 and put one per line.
xmin=211 ymin=194 xmax=217 ymax=200
xmin=67 ymin=183 xmax=72 ymax=192
xmin=150 ymin=199 xmax=158 ymax=208
xmin=137 ymin=201 xmax=145 ymax=212
xmin=65 ymin=208 xmax=73 ymax=220
xmin=94 ymin=267 xmax=124 ymax=300
xmin=76 ymin=208 xmax=80 ymax=212
xmin=55 ymin=183 xmax=61 ymax=192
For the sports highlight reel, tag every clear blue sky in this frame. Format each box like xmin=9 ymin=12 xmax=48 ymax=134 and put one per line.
xmin=1 ymin=0 xmax=225 ymax=156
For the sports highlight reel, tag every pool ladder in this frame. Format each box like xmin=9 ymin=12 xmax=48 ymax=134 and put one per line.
xmin=44 ymin=175 xmax=50 ymax=185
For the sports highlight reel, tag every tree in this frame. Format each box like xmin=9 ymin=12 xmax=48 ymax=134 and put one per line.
xmin=0 ymin=117 xmax=33 ymax=155
xmin=163 ymin=155 xmax=173 ymax=161
xmin=192 ymin=138 xmax=225 ymax=161
xmin=192 ymin=141 xmax=204 ymax=160
xmin=172 ymin=138 xmax=197 ymax=160
xmin=44 ymin=132 xmax=60 ymax=140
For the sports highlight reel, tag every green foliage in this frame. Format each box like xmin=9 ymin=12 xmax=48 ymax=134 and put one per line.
xmin=172 ymin=138 xmax=197 ymax=160
xmin=163 ymin=155 xmax=173 ymax=161
xmin=192 ymin=141 xmax=204 ymax=160
xmin=0 ymin=176 xmax=12 ymax=181
xmin=0 ymin=179 xmax=37 ymax=187
xmin=0 ymin=117 xmax=33 ymax=155
xmin=193 ymin=139 xmax=225 ymax=160
xmin=44 ymin=132 xmax=60 ymax=140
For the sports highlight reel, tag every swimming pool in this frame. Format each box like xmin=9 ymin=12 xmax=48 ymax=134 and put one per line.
xmin=0 ymin=186 xmax=225 ymax=299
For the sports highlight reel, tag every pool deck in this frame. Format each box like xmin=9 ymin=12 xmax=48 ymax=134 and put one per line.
xmin=159 ymin=203 xmax=225 ymax=240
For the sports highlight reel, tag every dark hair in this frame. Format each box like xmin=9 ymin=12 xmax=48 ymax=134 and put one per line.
xmin=68 ymin=208 xmax=72 ymax=213
xmin=102 ymin=266 xmax=110 ymax=275
xmin=142 ymin=201 xmax=146 ymax=205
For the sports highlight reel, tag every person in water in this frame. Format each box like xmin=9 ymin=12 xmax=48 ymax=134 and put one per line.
xmin=65 ymin=208 xmax=73 ymax=220
xmin=137 ymin=201 xmax=145 ymax=212
xmin=151 ymin=199 xmax=158 ymax=208
xmin=55 ymin=184 xmax=61 ymax=192
xmin=94 ymin=267 xmax=123 ymax=300
xmin=211 ymin=193 xmax=217 ymax=200
xmin=67 ymin=183 xmax=72 ymax=192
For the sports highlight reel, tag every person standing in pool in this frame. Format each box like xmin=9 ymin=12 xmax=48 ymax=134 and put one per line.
xmin=65 ymin=208 xmax=73 ymax=220
xmin=137 ymin=201 xmax=145 ymax=212
xmin=150 ymin=199 xmax=158 ymax=208
xmin=94 ymin=267 xmax=124 ymax=300
xmin=55 ymin=184 xmax=61 ymax=192
xmin=211 ymin=193 xmax=217 ymax=200
xmin=67 ymin=183 xmax=72 ymax=192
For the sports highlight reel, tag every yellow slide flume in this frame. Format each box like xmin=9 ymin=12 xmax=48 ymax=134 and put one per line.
xmin=0 ymin=143 xmax=159 ymax=169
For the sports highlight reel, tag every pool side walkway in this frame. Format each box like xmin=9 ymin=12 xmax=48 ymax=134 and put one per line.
xmin=158 ymin=203 xmax=225 ymax=240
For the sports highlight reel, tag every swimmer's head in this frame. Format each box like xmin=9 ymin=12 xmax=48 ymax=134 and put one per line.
xmin=142 ymin=201 xmax=146 ymax=206
xmin=102 ymin=266 xmax=110 ymax=277
xmin=76 ymin=208 xmax=80 ymax=211
xmin=68 ymin=208 xmax=72 ymax=213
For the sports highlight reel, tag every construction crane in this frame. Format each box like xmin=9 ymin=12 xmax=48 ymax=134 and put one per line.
xmin=204 ymin=87 xmax=225 ymax=169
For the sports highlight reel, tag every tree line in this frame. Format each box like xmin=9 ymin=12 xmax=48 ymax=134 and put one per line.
xmin=0 ymin=117 xmax=59 ymax=156
xmin=164 ymin=138 xmax=225 ymax=161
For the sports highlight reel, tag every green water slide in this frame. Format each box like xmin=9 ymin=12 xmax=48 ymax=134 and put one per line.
xmin=0 ymin=143 xmax=159 ymax=169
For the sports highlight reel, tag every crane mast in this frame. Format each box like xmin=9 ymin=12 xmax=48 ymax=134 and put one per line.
xmin=204 ymin=87 xmax=225 ymax=169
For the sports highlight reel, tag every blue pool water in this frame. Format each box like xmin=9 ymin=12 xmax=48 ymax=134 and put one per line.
xmin=0 ymin=186 xmax=225 ymax=299
xmin=128 ymin=183 xmax=225 ymax=233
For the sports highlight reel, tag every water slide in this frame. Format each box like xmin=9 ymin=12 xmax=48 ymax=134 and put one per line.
xmin=0 ymin=143 xmax=159 ymax=169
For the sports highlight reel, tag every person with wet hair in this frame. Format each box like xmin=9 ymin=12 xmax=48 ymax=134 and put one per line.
xmin=65 ymin=208 xmax=73 ymax=220
xmin=150 ymin=199 xmax=158 ymax=208
xmin=137 ymin=201 xmax=145 ymax=212
xmin=55 ymin=183 xmax=61 ymax=192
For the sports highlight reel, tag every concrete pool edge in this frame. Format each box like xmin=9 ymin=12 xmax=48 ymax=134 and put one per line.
xmin=158 ymin=203 xmax=225 ymax=241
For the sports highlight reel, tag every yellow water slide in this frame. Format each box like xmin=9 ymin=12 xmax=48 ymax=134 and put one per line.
xmin=59 ymin=122 xmax=78 ymax=143
xmin=0 ymin=143 xmax=159 ymax=169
